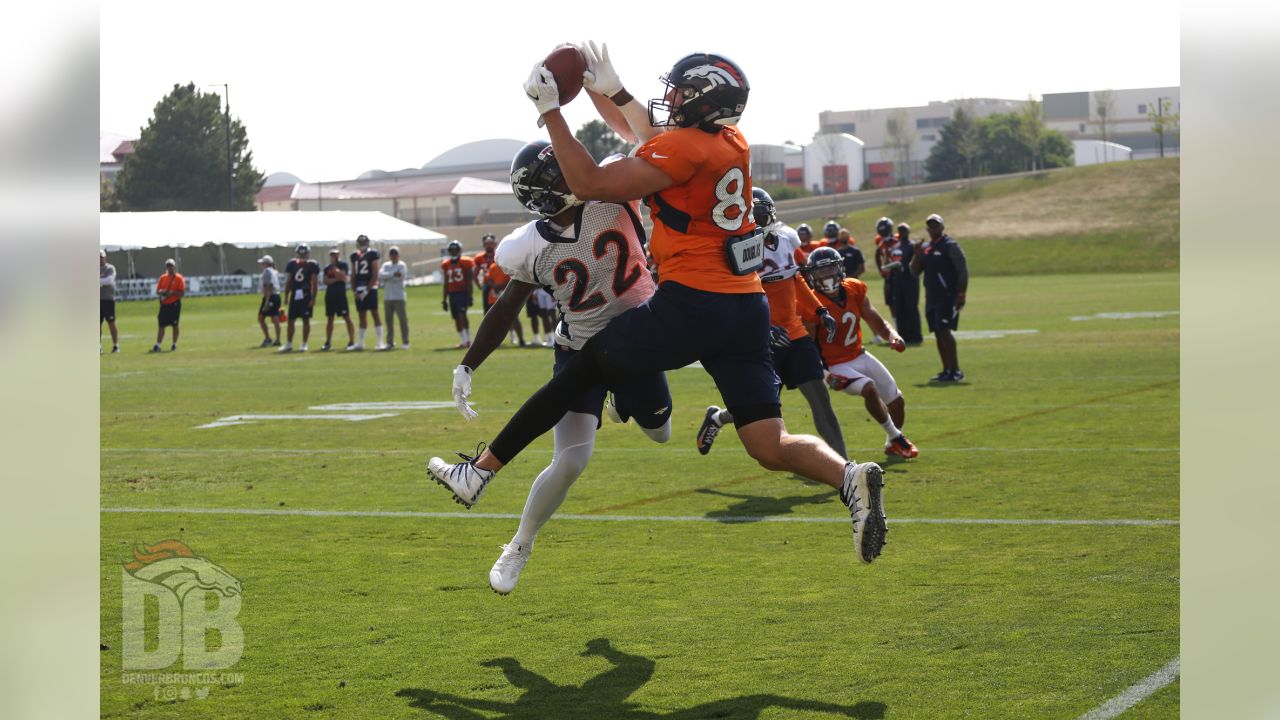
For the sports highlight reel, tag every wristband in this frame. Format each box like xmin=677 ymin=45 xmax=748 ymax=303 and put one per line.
xmin=610 ymin=89 xmax=634 ymax=106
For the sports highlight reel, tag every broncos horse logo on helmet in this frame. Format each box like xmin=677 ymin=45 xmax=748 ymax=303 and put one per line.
xmin=510 ymin=140 xmax=583 ymax=218
xmin=648 ymin=53 xmax=749 ymax=132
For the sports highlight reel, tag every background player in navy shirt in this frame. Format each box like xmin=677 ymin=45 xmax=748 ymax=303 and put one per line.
xmin=322 ymin=248 xmax=355 ymax=351
xmin=349 ymin=234 xmax=383 ymax=350
xmin=281 ymin=244 xmax=320 ymax=353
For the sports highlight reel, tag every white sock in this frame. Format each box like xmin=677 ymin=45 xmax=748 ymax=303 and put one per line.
xmin=358 ymin=328 xmax=366 ymax=344
xmin=511 ymin=413 xmax=596 ymax=546
xmin=463 ymin=328 xmax=470 ymax=343
xmin=375 ymin=325 xmax=384 ymax=343
xmin=881 ymin=418 xmax=902 ymax=443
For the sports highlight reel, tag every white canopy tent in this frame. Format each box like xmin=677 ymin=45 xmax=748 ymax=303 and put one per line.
xmin=100 ymin=210 xmax=445 ymax=250
xmin=99 ymin=211 xmax=449 ymax=282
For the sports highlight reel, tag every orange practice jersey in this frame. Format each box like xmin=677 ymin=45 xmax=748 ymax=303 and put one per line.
xmin=636 ymin=126 xmax=761 ymax=294
xmin=473 ymin=251 xmax=496 ymax=284
xmin=156 ymin=273 xmax=185 ymax=305
xmin=485 ymin=262 xmax=511 ymax=305
xmin=441 ymin=256 xmax=474 ymax=293
xmin=764 ymin=273 xmax=824 ymax=340
xmin=813 ymin=278 xmax=868 ymax=365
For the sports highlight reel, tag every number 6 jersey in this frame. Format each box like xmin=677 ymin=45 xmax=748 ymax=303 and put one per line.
xmin=495 ymin=200 xmax=654 ymax=351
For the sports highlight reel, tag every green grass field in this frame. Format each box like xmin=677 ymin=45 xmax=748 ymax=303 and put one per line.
xmin=100 ymin=263 xmax=1179 ymax=718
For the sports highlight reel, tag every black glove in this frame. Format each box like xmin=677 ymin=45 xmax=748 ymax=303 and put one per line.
xmin=769 ymin=325 xmax=792 ymax=349
xmin=441 ymin=299 xmax=449 ymax=312
xmin=817 ymin=309 xmax=837 ymax=343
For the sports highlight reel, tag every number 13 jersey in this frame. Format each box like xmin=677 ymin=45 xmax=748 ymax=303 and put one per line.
xmin=496 ymin=200 xmax=655 ymax=351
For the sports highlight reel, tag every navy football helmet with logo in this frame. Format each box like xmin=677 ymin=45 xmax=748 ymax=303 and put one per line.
xmin=510 ymin=140 xmax=583 ymax=218
xmin=648 ymin=53 xmax=749 ymax=132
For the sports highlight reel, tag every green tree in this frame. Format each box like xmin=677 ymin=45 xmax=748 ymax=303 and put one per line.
xmin=100 ymin=176 xmax=121 ymax=212
xmin=976 ymin=110 xmax=1074 ymax=175
xmin=925 ymin=105 xmax=979 ymax=181
xmin=1039 ymin=131 xmax=1075 ymax=169
xmin=114 ymin=83 xmax=264 ymax=211
xmin=575 ymin=120 xmax=633 ymax=162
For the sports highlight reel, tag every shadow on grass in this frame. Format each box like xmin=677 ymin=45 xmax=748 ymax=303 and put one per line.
xmin=397 ymin=638 xmax=885 ymax=719
xmin=696 ymin=488 xmax=838 ymax=523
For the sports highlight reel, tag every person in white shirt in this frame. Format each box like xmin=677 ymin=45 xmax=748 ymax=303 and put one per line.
xmin=378 ymin=246 xmax=411 ymax=349
xmin=256 ymin=255 xmax=282 ymax=347
xmin=100 ymin=250 xmax=119 ymax=353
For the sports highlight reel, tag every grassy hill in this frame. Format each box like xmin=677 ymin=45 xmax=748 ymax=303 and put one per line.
xmin=804 ymin=158 xmax=1180 ymax=276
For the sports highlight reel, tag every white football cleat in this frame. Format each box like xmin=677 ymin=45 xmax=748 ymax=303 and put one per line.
xmin=277 ymin=343 xmax=292 ymax=353
xmin=840 ymin=462 xmax=887 ymax=564
xmin=347 ymin=343 xmax=364 ymax=352
xmin=489 ymin=542 xmax=532 ymax=595
xmin=427 ymin=450 xmax=495 ymax=508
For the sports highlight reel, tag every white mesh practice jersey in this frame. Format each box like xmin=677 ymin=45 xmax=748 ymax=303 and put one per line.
xmin=758 ymin=224 xmax=803 ymax=283
xmin=495 ymin=200 xmax=654 ymax=350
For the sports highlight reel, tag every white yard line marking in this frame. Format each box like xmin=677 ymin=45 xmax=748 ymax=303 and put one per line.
xmin=1077 ymin=657 xmax=1180 ymax=720
xmin=101 ymin=446 xmax=1179 ymax=455
xmin=308 ymin=401 xmax=456 ymax=411
xmin=195 ymin=413 xmax=398 ymax=429
xmin=100 ymin=507 xmax=1178 ymax=526
xmin=1069 ymin=311 xmax=1180 ymax=321
xmin=946 ymin=329 xmax=1040 ymax=340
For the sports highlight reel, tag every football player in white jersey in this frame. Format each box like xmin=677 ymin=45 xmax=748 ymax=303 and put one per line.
xmin=446 ymin=140 xmax=673 ymax=595
xmin=695 ymin=187 xmax=849 ymax=459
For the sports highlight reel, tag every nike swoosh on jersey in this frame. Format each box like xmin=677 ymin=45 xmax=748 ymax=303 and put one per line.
xmin=651 ymin=153 xmax=669 ymax=159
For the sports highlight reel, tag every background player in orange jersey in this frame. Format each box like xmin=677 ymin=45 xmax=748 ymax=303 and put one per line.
xmin=440 ymin=240 xmax=476 ymax=348
xmin=804 ymin=247 xmax=919 ymax=460
xmin=695 ymin=187 xmax=848 ymax=459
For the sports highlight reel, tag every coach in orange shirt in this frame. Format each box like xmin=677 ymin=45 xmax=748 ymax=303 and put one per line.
xmin=150 ymin=258 xmax=185 ymax=353
xmin=429 ymin=46 xmax=889 ymax=565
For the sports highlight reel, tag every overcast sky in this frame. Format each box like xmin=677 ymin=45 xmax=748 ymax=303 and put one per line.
xmin=100 ymin=0 xmax=1179 ymax=182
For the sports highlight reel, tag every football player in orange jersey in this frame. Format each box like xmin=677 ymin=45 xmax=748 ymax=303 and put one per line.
xmin=441 ymin=240 xmax=476 ymax=348
xmin=804 ymin=247 xmax=919 ymax=460
xmin=473 ymin=234 xmax=499 ymax=314
xmin=695 ymin=187 xmax=848 ymax=460
xmin=429 ymin=46 xmax=887 ymax=564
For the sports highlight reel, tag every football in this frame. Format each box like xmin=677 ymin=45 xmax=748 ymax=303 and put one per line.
xmin=543 ymin=44 xmax=586 ymax=105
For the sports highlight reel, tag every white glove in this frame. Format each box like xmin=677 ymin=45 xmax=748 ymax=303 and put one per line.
xmin=524 ymin=64 xmax=560 ymax=118
xmin=579 ymin=40 xmax=622 ymax=98
xmin=452 ymin=365 xmax=478 ymax=421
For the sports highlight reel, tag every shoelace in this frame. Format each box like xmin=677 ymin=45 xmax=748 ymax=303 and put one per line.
xmin=496 ymin=544 xmax=529 ymax=570
xmin=455 ymin=441 xmax=487 ymax=464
